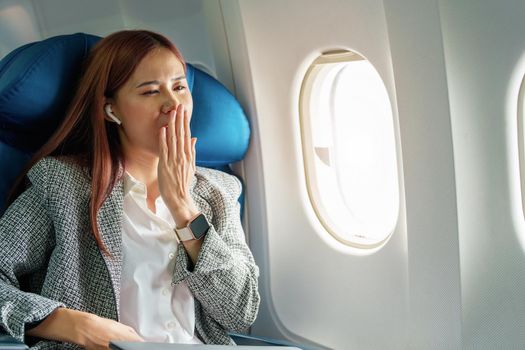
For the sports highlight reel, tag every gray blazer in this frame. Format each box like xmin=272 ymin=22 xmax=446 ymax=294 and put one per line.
xmin=0 ymin=157 xmax=260 ymax=349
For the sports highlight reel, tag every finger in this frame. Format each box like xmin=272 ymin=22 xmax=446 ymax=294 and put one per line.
xmin=128 ymin=333 xmax=144 ymax=342
xmin=184 ymin=108 xmax=192 ymax=160
xmin=168 ymin=109 xmax=177 ymax=161
xmin=191 ymin=137 xmax=197 ymax=172
xmin=125 ymin=326 xmax=144 ymax=341
xmin=176 ymin=105 xmax=185 ymax=160
xmin=159 ymin=126 xmax=168 ymax=165
xmin=131 ymin=332 xmax=145 ymax=342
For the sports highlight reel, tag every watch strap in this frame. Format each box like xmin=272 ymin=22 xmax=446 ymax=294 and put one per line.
xmin=175 ymin=226 xmax=195 ymax=241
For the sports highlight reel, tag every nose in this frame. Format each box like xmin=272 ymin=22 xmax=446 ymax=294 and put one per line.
xmin=161 ymin=102 xmax=175 ymax=114
xmin=161 ymin=93 xmax=182 ymax=114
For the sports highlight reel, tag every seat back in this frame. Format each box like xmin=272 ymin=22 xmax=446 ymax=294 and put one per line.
xmin=0 ymin=33 xmax=250 ymax=215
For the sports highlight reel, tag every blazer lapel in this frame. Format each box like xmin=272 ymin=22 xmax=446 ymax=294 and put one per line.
xmin=97 ymin=179 xmax=124 ymax=320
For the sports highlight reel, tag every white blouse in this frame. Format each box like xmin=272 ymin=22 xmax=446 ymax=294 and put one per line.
xmin=119 ymin=172 xmax=202 ymax=344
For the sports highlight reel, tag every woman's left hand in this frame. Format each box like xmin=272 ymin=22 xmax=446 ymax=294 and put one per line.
xmin=158 ymin=104 xmax=199 ymax=227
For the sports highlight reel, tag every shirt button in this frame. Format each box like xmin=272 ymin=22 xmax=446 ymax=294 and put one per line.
xmin=162 ymin=288 xmax=170 ymax=296
xmin=168 ymin=252 xmax=175 ymax=260
xmin=166 ymin=321 xmax=176 ymax=330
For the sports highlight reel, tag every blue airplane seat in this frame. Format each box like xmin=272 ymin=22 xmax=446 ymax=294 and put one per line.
xmin=0 ymin=32 xmax=311 ymax=349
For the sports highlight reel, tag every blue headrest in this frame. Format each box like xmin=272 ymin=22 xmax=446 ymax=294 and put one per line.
xmin=0 ymin=33 xmax=250 ymax=212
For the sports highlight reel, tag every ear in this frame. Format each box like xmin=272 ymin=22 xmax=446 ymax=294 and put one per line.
xmin=104 ymin=97 xmax=114 ymax=107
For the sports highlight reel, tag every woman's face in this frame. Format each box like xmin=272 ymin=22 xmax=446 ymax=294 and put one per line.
xmin=109 ymin=47 xmax=193 ymax=157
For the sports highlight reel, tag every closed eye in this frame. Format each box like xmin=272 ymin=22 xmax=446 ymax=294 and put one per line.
xmin=142 ymin=90 xmax=159 ymax=96
xmin=141 ymin=84 xmax=186 ymax=96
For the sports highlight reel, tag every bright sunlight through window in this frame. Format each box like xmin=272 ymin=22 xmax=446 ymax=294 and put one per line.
xmin=299 ymin=50 xmax=399 ymax=248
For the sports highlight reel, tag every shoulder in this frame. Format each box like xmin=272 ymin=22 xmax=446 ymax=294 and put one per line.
xmin=27 ymin=156 xmax=90 ymax=192
xmin=194 ymin=166 xmax=242 ymax=202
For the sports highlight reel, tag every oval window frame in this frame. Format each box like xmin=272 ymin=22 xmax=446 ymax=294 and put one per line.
xmin=299 ymin=49 xmax=400 ymax=249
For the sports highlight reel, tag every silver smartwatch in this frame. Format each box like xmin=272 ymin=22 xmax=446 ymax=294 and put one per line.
xmin=174 ymin=213 xmax=210 ymax=241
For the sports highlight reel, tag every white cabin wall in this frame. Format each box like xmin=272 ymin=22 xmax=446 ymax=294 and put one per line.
xmin=222 ymin=1 xmax=410 ymax=349
xmin=201 ymin=0 xmax=234 ymax=93
xmin=439 ymin=1 xmax=525 ymax=348
xmin=383 ymin=1 xmax=463 ymax=348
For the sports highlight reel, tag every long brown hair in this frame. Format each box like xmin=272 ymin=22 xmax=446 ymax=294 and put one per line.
xmin=8 ymin=30 xmax=186 ymax=255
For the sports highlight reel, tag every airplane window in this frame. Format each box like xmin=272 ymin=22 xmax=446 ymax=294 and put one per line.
xmin=299 ymin=50 xmax=399 ymax=248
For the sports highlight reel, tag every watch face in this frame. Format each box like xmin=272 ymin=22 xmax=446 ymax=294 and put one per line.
xmin=190 ymin=214 xmax=210 ymax=239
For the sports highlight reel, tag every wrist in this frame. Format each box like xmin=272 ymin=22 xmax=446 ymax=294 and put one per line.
xmin=68 ymin=309 xmax=96 ymax=347
xmin=27 ymin=307 xmax=81 ymax=345
xmin=169 ymin=205 xmax=200 ymax=228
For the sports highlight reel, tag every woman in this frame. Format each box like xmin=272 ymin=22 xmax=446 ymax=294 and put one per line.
xmin=0 ymin=30 xmax=259 ymax=349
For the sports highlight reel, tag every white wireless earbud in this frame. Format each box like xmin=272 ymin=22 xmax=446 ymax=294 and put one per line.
xmin=104 ymin=104 xmax=122 ymax=125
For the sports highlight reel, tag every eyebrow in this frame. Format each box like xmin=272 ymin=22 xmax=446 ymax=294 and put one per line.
xmin=135 ymin=75 xmax=186 ymax=88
